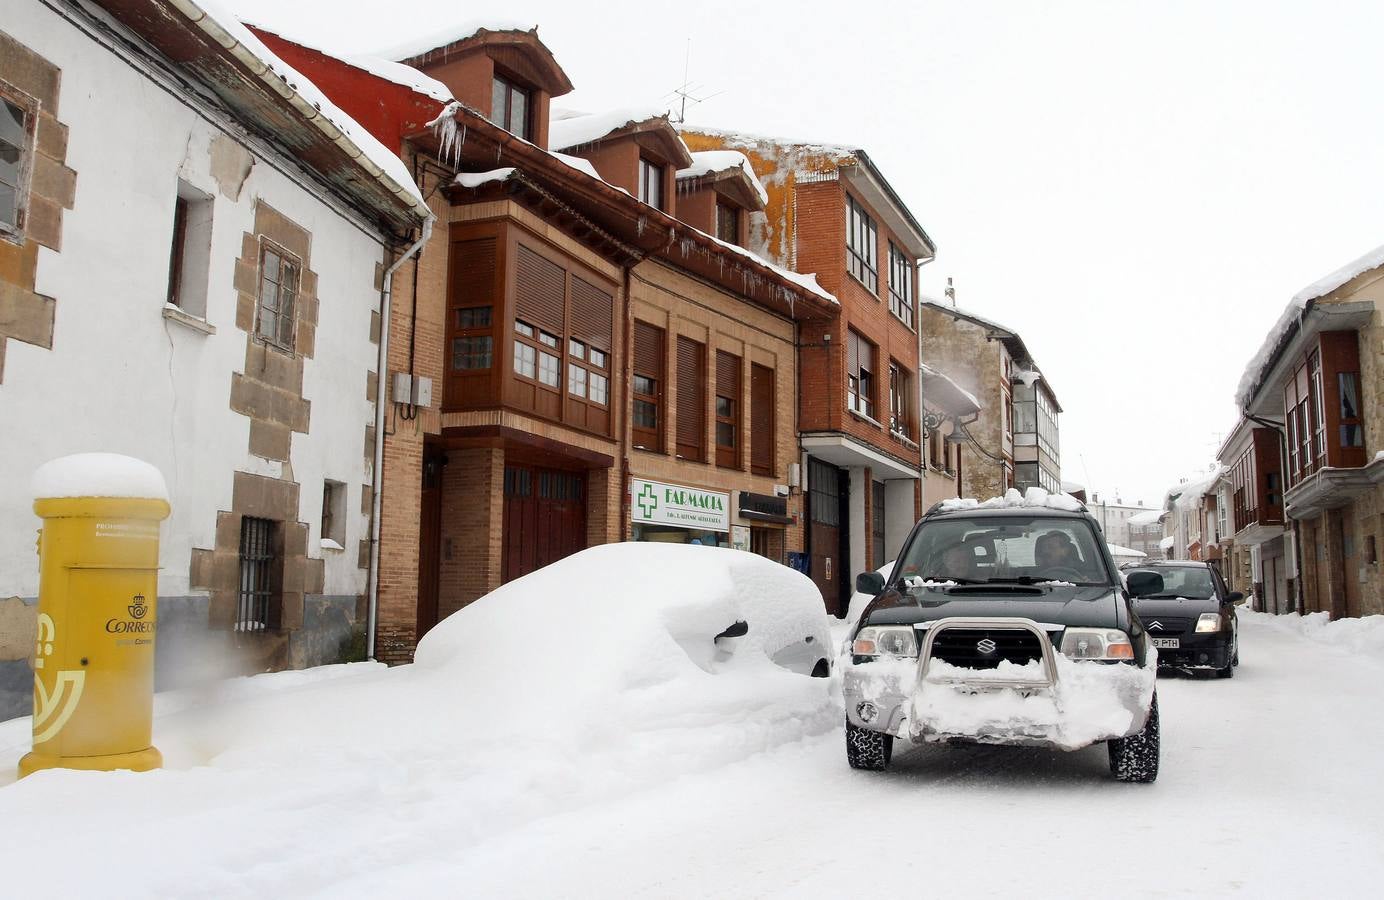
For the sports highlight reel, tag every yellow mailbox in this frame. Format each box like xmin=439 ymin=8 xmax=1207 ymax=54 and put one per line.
xmin=20 ymin=453 xmax=170 ymax=778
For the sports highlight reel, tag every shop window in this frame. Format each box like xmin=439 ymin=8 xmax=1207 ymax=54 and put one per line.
xmin=256 ymin=241 xmax=300 ymax=352
xmin=633 ymin=321 xmax=665 ymax=451
xmin=846 ymin=194 xmax=878 ymax=293
xmin=847 ymin=329 xmax=876 ymax=420
xmin=715 ymin=350 xmax=741 ymax=469
xmin=676 ymin=335 xmax=706 ymax=461
xmin=750 ymin=527 xmax=785 ymax=564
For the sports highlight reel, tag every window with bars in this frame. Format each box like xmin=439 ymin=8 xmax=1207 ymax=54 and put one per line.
xmin=639 ymin=157 xmax=664 ymax=210
xmin=846 ymin=194 xmax=878 ymax=293
xmin=888 ymin=242 xmax=914 ymax=327
xmin=256 ymin=242 xmax=300 ymax=352
xmin=716 ymin=202 xmax=740 ymax=245
xmin=0 ymin=83 xmax=37 ymax=241
xmin=633 ymin=321 xmax=665 ymax=451
xmin=490 ymin=74 xmax=531 ymax=140
xmin=846 ymin=329 xmax=876 ymax=420
xmin=237 ymin=517 xmax=278 ymax=632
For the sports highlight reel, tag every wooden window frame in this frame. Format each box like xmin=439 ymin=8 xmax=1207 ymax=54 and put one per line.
xmin=166 ymin=196 xmax=190 ymax=307
xmin=676 ymin=334 xmax=707 ymax=461
xmin=716 ymin=201 xmax=740 ymax=245
xmin=846 ymin=194 xmax=878 ymax=294
xmin=638 ymin=156 xmax=665 ymax=210
xmin=254 ymin=239 xmax=301 ymax=354
xmin=0 ymin=80 xmax=38 ymax=244
xmin=750 ymin=362 xmax=776 ymax=477
xmin=633 ymin=321 xmax=665 ymax=452
xmin=887 ymin=242 xmax=914 ymax=328
xmin=715 ymin=350 xmax=742 ymax=469
xmin=490 ymin=73 xmax=532 ymax=140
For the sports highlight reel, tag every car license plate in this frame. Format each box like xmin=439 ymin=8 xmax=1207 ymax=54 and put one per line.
xmin=1152 ymin=638 xmax=1180 ymax=649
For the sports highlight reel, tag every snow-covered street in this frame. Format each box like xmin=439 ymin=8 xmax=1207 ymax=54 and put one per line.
xmin=2 ymin=608 xmax=1382 ymax=898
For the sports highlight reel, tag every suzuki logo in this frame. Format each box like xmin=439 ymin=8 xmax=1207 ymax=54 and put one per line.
xmin=1147 ymin=621 xmax=1164 ymax=630
xmin=976 ymin=638 xmax=997 ymax=655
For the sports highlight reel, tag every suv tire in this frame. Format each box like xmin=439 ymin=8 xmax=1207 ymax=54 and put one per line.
xmin=1108 ymin=694 xmax=1159 ymax=783
xmin=846 ymin=720 xmax=893 ymax=771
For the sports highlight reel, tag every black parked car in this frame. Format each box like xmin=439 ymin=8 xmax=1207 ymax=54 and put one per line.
xmin=846 ymin=498 xmax=1161 ymax=782
xmin=1121 ymin=560 xmax=1241 ymax=678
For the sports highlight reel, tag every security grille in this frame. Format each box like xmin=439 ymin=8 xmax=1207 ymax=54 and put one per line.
xmin=237 ymin=516 xmax=277 ymax=632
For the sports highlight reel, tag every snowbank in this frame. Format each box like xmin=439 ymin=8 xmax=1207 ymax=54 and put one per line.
xmin=939 ymin=487 xmax=1085 ymax=513
xmin=1240 ymin=609 xmax=1384 ymax=664
xmin=30 ymin=452 xmax=169 ymax=501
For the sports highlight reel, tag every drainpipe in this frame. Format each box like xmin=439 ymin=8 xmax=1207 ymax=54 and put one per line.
xmin=914 ymin=254 xmax=933 ymax=511
xmin=367 ymin=215 xmax=435 ymax=661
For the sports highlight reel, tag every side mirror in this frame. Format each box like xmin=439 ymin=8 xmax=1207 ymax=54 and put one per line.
xmin=856 ymin=572 xmax=885 ymax=596
xmin=1126 ymin=571 xmax=1164 ymax=598
xmin=1227 ymin=591 xmax=1245 ymax=605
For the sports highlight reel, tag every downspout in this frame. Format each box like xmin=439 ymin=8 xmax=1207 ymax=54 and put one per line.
xmin=915 ymin=254 xmax=933 ymax=511
xmin=367 ymin=215 xmax=435 ymax=661
xmin=620 ymin=266 xmax=634 ymax=541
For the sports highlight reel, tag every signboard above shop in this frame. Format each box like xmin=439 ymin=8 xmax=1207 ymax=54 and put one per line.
xmin=631 ymin=478 xmax=731 ymax=533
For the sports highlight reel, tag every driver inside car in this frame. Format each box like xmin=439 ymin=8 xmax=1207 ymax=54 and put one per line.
xmin=935 ymin=543 xmax=979 ymax=582
xmin=1035 ymin=531 xmax=1085 ymax=579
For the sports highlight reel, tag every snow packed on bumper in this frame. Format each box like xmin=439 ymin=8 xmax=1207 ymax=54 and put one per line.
xmin=845 ymin=649 xmax=1155 ymax=751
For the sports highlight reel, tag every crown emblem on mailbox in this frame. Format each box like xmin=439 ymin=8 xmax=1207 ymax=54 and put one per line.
xmin=129 ymin=594 xmax=148 ymax=619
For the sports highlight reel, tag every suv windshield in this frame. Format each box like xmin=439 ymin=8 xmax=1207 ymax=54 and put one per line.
xmin=1126 ymin=566 xmax=1214 ymax=599
xmin=895 ymin=515 xmax=1113 ymax=587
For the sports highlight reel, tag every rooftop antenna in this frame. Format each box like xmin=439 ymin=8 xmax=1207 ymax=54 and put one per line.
xmin=945 ymin=276 xmax=956 ymax=306
xmin=669 ymin=39 xmax=723 ymax=124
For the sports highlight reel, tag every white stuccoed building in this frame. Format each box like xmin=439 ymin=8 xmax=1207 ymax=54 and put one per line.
xmin=0 ymin=0 xmax=431 ymax=718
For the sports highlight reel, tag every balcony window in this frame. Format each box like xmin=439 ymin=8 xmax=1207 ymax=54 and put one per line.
xmin=846 ymin=329 xmax=876 ymax=420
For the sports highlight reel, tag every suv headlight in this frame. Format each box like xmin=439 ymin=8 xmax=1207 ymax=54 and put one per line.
xmin=853 ymin=626 xmax=918 ymax=658
xmin=1060 ymin=628 xmax=1135 ymax=661
xmin=1195 ymin=613 xmax=1223 ymax=633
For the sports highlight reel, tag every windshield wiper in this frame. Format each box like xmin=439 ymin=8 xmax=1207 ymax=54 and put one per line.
xmin=919 ymin=575 xmax=982 ymax=585
xmin=1139 ymin=593 xmax=1205 ymax=600
xmin=986 ymin=576 xmax=1042 ymax=585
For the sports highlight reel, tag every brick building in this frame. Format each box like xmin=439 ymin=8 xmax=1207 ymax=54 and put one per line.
xmin=680 ymin=129 xmax=936 ymax=614
xmin=1232 ymin=244 xmax=1383 ymax=618
xmin=260 ymin=26 xmax=839 ymax=660
xmin=920 ymin=300 xmax=1063 ymax=502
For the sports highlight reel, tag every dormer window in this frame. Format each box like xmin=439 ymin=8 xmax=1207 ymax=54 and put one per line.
xmin=638 ymin=157 xmax=663 ymax=210
xmin=490 ymin=74 xmax=531 ymax=140
xmin=716 ymin=202 xmax=739 ymax=245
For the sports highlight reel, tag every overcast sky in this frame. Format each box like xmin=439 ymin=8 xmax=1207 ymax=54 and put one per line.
xmin=231 ymin=0 xmax=1384 ymax=507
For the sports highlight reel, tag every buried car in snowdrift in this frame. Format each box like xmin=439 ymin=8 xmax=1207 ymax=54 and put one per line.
xmin=845 ymin=489 xmax=1160 ymax=782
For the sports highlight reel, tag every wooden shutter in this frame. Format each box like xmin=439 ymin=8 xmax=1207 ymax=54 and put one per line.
xmin=633 ymin=321 xmax=663 ymax=381
xmin=676 ymin=335 xmax=705 ymax=460
xmin=515 ymin=243 xmax=565 ymax=333
xmin=751 ymin=363 xmax=775 ymax=476
xmin=452 ymin=237 xmax=497 ymax=307
xmin=716 ymin=351 xmax=740 ymax=400
xmin=571 ymin=275 xmax=613 ymax=352
xmin=847 ymin=330 xmax=861 ymax=380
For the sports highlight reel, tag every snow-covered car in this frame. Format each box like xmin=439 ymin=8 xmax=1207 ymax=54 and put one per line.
xmin=844 ymin=489 xmax=1160 ymax=782
xmin=1122 ymin=560 xmax=1241 ymax=677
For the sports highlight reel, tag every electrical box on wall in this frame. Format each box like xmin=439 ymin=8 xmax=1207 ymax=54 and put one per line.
xmin=391 ymin=373 xmax=434 ymax=408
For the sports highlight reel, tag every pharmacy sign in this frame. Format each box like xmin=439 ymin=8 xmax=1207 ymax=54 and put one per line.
xmin=630 ymin=478 xmax=730 ymax=532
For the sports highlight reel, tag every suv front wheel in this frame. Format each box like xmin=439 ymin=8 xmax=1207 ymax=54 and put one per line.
xmin=1108 ymin=694 xmax=1160 ymax=783
xmin=846 ymin=720 xmax=893 ymax=771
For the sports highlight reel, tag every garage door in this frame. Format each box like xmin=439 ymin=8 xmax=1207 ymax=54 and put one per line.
xmin=502 ymin=464 xmax=587 ymax=583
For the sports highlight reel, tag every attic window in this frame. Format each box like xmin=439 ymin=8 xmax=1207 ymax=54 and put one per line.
xmin=638 ymin=157 xmax=663 ymax=210
xmin=716 ymin=202 xmax=739 ymax=245
xmin=490 ymin=75 xmax=531 ymax=140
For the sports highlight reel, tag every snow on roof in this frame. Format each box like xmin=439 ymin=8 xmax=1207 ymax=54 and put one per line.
xmin=1235 ymin=241 xmax=1384 ymax=409
xmin=1171 ymin=467 xmax=1226 ymax=512
xmin=1129 ymin=508 xmax=1164 ymax=527
xmin=1062 ymin=480 xmax=1086 ymax=493
xmin=548 ymin=105 xmax=673 ymax=151
xmin=195 ymin=0 xmax=424 ymax=207
xmin=1158 ymin=536 xmax=1175 ymax=550
xmin=550 ymin=151 xmax=600 ymax=180
xmin=32 ymin=452 xmax=169 ymax=501
xmin=678 ymin=123 xmax=858 ymax=161
xmin=691 ymin=224 xmax=837 ymax=306
xmin=920 ymin=363 xmax=982 ymax=411
xmin=939 ymin=487 xmax=1085 ymax=513
xmin=376 ymin=19 xmax=538 ymax=62
xmin=454 ymin=168 xmax=516 ymax=188
xmin=1107 ymin=543 xmax=1147 ymax=558
xmin=922 ymin=298 xmax=1016 ymax=338
xmin=676 ymin=151 xmax=769 ymax=206
xmin=246 ymin=21 xmax=453 ymax=102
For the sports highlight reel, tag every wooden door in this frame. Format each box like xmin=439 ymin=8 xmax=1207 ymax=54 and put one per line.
xmin=416 ymin=449 xmax=444 ymax=639
xmin=503 ymin=464 xmax=587 ymax=583
xmin=809 ymin=458 xmax=847 ymax=615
